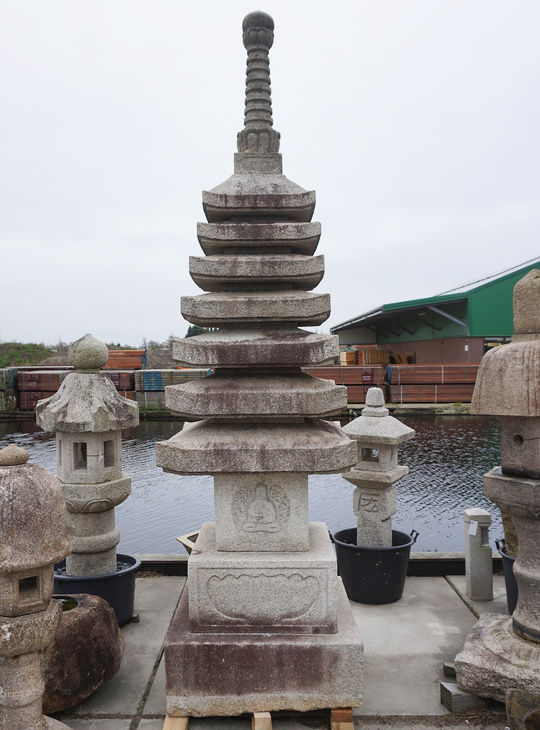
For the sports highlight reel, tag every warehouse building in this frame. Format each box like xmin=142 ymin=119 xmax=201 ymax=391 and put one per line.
xmin=331 ymin=258 xmax=540 ymax=365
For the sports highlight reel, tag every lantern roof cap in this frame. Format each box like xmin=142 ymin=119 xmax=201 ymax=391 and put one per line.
xmin=342 ymin=388 xmax=415 ymax=444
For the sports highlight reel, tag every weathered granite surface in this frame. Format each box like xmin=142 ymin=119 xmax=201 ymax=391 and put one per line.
xmin=188 ymin=522 xmax=337 ymax=633
xmin=214 ymin=473 xmax=309 ymax=551
xmin=36 ymin=334 xmax=138 ymax=577
xmin=158 ymin=9 xmax=363 ymax=714
xmin=43 ymin=593 xmax=124 ymax=714
xmin=165 ymin=580 xmax=363 ymax=717
xmin=0 ymin=446 xmax=70 ymax=730
xmin=455 ymin=614 xmax=540 ymax=702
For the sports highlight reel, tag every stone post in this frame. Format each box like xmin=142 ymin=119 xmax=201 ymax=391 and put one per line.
xmin=342 ymin=388 xmax=415 ymax=548
xmin=0 ymin=444 xmax=71 ymax=730
xmin=36 ymin=334 xmax=139 ymax=576
xmin=455 ymin=269 xmax=540 ymax=700
xmin=464 ymin=508 xmax=493 ymax=601
xmin=155 ymin=11 xmax=364 ymax=717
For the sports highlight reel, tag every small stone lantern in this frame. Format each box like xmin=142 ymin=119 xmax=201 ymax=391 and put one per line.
xmin=36 ymin=334 xmax=139 ymax=577
xmin=342 ymin=388 xmax=415 ymax=547
xmin=455 ymin=269 xmax=540 ymax=700
xmin=0 ymin=444 xmax=71 ymax=730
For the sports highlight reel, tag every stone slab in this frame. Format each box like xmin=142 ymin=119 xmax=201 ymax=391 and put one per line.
xmin=172 ymin=329 xmax=339 ymax=368
xmin=447 ymin=574 xmax=509 ymax=617
xmin=164 ymin=578 xmax=363 ymax=716
xmin=350 ymin=576 xmax=477 ymax=716
xmin=197 ymin=222 xmax=321 ymax=256
xmin=156 ymin=419 xmax=357 ymax=475
xmin=214 ymin=473 xmax=309 ymax=552
xmin=188 ymin=522 xmax=337 ymax=633
xmin=181 ymin=291 xmax=330 ymax=328
xmin=56 ymin=721 xmax=131 ymax=729
xmin=165 ymin=372 xmax=347 ymax=421
xmin=189 ymin=254 xmax=324 ymax=292
xmin=455 ymin=613 xmax=540 ymax=702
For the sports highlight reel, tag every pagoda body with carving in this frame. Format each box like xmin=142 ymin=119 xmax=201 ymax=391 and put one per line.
xmin=156 ymin=11 xmax=363 ymax=717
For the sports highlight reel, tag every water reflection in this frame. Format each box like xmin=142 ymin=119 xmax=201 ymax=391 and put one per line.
xmin=0 ymin=415 xmax=501 ymax=554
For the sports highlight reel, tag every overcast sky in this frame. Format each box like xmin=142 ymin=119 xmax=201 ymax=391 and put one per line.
xmin=1 ymin=1 xmax=539 ymax=346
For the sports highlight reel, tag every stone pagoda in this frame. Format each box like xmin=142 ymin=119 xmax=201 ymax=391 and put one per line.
xmin=0 ymin=444 xmax=70 ymax=730
xmin=455 ymin=269 xmax=540 ymax=700
xmin=156 ymin=11 xmax=364 ymax=718
xmin=36 ymin=334 xmax=139 ymax=577
xmin=342 ymin=387 xmax=415 ymax=548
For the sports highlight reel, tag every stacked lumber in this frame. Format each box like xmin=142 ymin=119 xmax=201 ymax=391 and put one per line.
xmin=134 ymin=392 xmax=167 ymax=410
xmin=386 ymin=364 xmax=479 ymax=384
xmin=16 ymin=369 xmax=138 ymax=410
xmin=302 ymin=366 xmax=386 ymax=403
xmin=134 ymin=369 xmax=211 ymax=392
xmin=0 ymin=369 xmax=17 ymax=413
xmin=104 ymin=350 xmax=146 ymax=370
xmin=18 ymin=391 xmax=56 ymax=410
xmin=388 ymin=384 xmax=475 ymax=404
xmin=339 ymin=347 xmax=389 ymax=366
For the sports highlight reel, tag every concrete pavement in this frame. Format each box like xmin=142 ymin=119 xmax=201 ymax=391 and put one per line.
xmin=54 ymin=573 xmax=510 ymax=730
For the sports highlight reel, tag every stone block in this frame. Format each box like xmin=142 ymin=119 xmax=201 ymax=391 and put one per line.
xmin=440 ymin=681 xmax=485 ymax=712
xmin=56 ymin=431 xmax=123 ymax=484
xmin=214 ymin=473 xmax=309 ymax=551
xmin=464 ymin=508 xmax=493 ymax=601
xmin=342 ymin=464 xmax=408 ymax=489
xmin=354 ymin=487 xmax=396 ymax=548
xmin=164 ymin=579 xmax=364 ymax=716
xmin=62 ymin=473 xmax=132 ymax=513
xmin=188 ymin=522 xmax=337 ymax=633
xmin=181 ymin=291 xmax=331 ymax=328
xmin=196 ymin=221 xmax=321 ymax=256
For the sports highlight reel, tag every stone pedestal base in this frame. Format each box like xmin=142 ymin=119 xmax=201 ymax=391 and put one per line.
xmin=188 ymin=522 xmax=338 ymax=633
xmin=455 ymin=614 xmax=540 ymax=702
xmin=164 ymin=579 xmax=363 ymax=717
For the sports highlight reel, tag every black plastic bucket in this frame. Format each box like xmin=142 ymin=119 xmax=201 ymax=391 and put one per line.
xmin=332 ymin=528 xmax=418 ymax=605
xmin=496 ymin=538 xmax=518 ymax=615
xmin=54 ymin=553 xmax=141 ymax=626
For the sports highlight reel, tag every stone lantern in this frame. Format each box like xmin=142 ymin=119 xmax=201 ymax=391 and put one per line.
xmin=0 ymin=444 xmax=71 ymax=729
xmin=455 ymin=269 xmax=540 ymax=700
xmin=342 ymin=388 xmax=415 ymax=547
xmin=36 ymin=334 xmax=139 ymax=577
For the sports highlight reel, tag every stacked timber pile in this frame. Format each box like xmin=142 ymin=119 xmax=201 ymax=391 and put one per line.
xmin=0 ymin=368 xmax=17 ymax=413
xmin=15 ymin=368 xmax=137 ymax=410
xmin=104 ymin=349 xmax=146 ymax=369
xmin=134 ymin=368 xmax=211 ymax=411
xmin=302 ymin=365 xmax=386 ymax=403
xmin=339 ymin=346 xmax=389 ymax=366
xmin=387 ymin=364 xmax=479 ymax=403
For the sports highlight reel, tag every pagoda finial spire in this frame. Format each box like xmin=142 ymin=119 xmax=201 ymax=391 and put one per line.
xmin=237 ymin=11 xmax=280 ymax=155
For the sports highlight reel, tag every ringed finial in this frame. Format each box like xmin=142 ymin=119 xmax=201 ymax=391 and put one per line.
xmin=237 ymin=10 xmax=280 ymax=156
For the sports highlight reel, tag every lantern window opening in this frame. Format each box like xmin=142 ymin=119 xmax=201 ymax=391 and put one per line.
xmin=18 ymin=575 xmax=39 ymax=602
xmin=361 ymin=447 xmax=380 ymax=463
xmin=104 ymin=439 xmax=115 ymax=468
xmin=514 ymin=434 xmax=524 ymax=446
xmin=73 ymin=442 xmax=88 ymax=470
xmin=480 ymin=526 xmax=489 ymax=547
xmin=58 ymin=439 xmax=62 ymax=466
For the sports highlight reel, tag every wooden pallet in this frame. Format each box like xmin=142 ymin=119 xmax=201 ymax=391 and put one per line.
xmin=162 ymin=708 xmax=353 ymax=730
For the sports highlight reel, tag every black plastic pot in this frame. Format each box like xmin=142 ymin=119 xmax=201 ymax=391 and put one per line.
xmin=54 ymin=553 xmax=141 ymax=626
xmin=332 ymin=528 xmax=418 ymax=605
xmin=496 ymin=538 xmax=518 ymax=615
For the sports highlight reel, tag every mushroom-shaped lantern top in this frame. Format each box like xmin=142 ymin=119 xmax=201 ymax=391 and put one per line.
xmin=35 ymin=334 xmax=139 ymax=433
xmin=0 ymin=446 xmax=69 ymax=573
xmin=471 ymin=269 xmax=540 ymax=416
xmin=343 ymin=388 xmax=415 ymax=445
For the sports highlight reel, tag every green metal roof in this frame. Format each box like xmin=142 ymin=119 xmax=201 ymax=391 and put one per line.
xmin=331 ymin=258 xmax=540 ymax=341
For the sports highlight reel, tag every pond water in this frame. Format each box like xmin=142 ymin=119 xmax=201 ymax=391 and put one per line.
xmin=0 ymin=415 xmax=502 ymax=554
